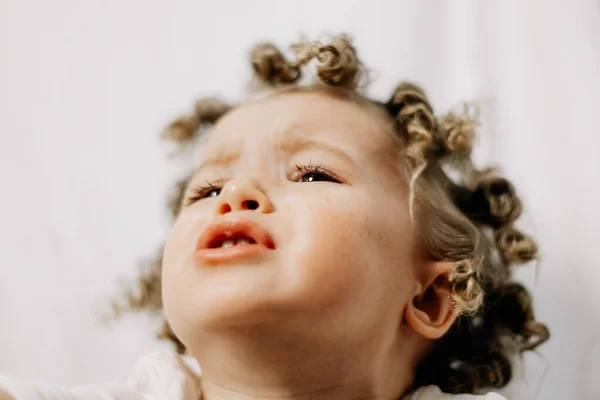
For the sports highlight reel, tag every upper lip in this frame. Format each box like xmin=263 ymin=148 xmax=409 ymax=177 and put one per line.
xmin=196 ymin=217 xmax=276 ymax=251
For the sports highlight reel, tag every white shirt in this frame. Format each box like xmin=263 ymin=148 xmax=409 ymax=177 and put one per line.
xmin=0 ymin=352 xmax=507 ymax=400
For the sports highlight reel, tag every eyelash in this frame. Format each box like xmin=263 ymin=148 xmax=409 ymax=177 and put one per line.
xmin=185 ymin=163 xmax=342 ymax=205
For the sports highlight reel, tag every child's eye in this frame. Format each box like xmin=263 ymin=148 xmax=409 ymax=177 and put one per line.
xmin=187 ymin=182 xmax=222 ymax=204
xmin=300 ymin=173 xmax=329 ymax=183
xmin=293 ymin=163 xmax=342 ymax=184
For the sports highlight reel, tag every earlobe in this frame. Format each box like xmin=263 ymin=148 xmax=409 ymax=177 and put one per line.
xmin=404 ymin=260 xmax=459 ymax=340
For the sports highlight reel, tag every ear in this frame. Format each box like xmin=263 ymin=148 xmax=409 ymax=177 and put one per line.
xmin=404 ymin=260 xmax=458 ymax=340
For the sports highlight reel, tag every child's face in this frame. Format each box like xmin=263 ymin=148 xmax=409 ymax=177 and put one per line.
xmin=162 ymin=91 xmax=424 ymax=350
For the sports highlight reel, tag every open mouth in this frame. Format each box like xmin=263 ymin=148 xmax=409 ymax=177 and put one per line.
xmin=195 ymin=217 xmax=275 ymax=265
xmin=209 ymin=234 xmax=258 ymax=248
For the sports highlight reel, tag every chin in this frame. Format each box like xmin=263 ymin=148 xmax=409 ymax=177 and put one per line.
xmin=192 ymin=288 xmax=335 ymax=335
xmin=189 ymin=287 xmax=294 ymax=330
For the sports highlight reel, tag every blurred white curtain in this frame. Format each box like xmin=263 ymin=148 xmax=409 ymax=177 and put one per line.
xmin=0 ymin=1 xmax=598 ymax=399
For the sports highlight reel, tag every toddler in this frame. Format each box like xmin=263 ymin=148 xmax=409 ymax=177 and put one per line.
xmin=0 ymin=34 xmax=549 ymax=400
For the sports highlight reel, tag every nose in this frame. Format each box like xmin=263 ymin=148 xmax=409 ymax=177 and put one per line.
xmin=216 ymin=178 xmax=274 ymax=215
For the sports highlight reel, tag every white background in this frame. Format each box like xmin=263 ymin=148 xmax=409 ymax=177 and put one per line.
xmin=1 ymin=1 xmax=599 ymax=399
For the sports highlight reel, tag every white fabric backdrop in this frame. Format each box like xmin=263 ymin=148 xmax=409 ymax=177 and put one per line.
xmin=1 ymin=1 xmax=599 ymax=399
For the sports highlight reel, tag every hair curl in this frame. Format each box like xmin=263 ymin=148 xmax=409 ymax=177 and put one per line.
xmin=113 ymin=34 xmax=549 ymax=396
xmin=251 ymin=34 xmax=364 ymax=89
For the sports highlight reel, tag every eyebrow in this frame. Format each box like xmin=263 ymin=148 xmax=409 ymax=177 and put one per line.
xmin=193 ymin=130 xmax=356 ymax=174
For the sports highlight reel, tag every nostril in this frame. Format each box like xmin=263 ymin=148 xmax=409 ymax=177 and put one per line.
xmin=243 ymin=200 xmax=259 ymax=210
xmin=219 ymin=204 xmax=232 ymax=214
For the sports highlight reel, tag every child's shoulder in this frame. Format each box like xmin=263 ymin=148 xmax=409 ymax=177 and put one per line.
xmin=0 ymin=351 xmax=199 ymax=400
xmin=404 ymin=385 xmax=507 ymax=400
xmin=131 ymin=354 xmax=507 ymax=400
xmin=0 ymin=352 xmax=507 ymax=400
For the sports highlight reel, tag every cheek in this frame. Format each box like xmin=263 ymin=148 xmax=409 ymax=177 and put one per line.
xmin=283 ymin=189 xmax=415 ymax=312
xmin=163 ymin=210 xmax=203 ymax=272
xmin=161 ymin=209 xmax=208 ymax=321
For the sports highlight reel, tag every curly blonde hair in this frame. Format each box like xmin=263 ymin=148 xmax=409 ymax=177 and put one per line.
xmin=113 ymin=34 xmax=549 ymax=395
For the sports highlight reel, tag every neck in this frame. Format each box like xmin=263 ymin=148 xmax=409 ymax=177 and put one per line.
xmin=191 ymin=325 xmax=418 ymax=400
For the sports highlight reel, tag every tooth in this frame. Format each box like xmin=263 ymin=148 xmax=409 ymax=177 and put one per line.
xmin=221 ymin=239 xmax=235 ymax=248
xmin=236 ymin=238 xmax=252 ymax=245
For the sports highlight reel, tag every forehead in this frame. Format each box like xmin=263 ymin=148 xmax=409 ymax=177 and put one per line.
xmin=199 ymin=91 xmax=399 ymax=164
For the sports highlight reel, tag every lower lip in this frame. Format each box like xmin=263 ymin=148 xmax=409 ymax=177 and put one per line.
xmin=195 ymin=243 xmax=270 ymax=265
